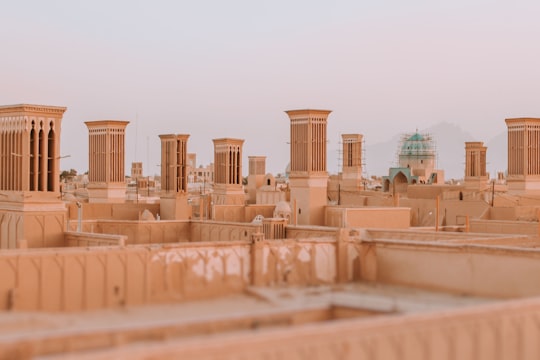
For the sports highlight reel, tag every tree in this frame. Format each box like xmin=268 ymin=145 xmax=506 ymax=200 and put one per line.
xmin=60 ymin=169 xmax=77 ymax=182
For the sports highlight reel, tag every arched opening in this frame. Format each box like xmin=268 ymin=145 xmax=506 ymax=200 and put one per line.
xmin=267 ymin=178 xmax=271 ymax=186
xmin=38 ymin=128 xmax=45 ymax=191
xmin=29 ymin=124 xmax=35 ymax=190
xmin=393 ymin=171 xmax=409 ymax=194
xmin=383 ymin=179 xmax=391 ymax=192
xmin=47 ymin=126 xmax=55 ymax=191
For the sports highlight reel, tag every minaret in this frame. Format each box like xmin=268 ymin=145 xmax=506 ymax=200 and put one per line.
xmin=464 ymin=141 xmax=488 ymax=190
xmin=506 ymin=118 xmax=540 ymax=192
xmin=85 ymin=120 xmax=129 ymax=203
xmin=286 ymin=109 xmax=331 ymax=226
xmin=212 ymin=138 xmax=245 ymax=205
xmin=159 ymin=134 xmax=191 ymax=220
xmin=341 ymin=134 xmax=363 ymax=190
xmin=0 ymin=104 xmax=68 ymax=248
xmin=247 ymin=156 xmax=266 ymax=204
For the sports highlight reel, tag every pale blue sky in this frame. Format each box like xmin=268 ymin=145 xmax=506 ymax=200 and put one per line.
xmin=2 ymin=1 xmax=540 ymax=177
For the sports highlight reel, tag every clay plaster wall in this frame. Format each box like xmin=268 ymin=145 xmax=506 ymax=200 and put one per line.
xmin=64 ymin=231 xmax=126 ymax=247
xmin=213 ymin=204 xmax=275 ymax=222
xmin=325 ymin=207 xmax=410 ymax=229
xmin=373 ymin=240 xmax=540 ymax=298
xmin=470 ymin=219 xmax=539 ymax=236
xmin=402 ymin=198 xmax=488 ymax=227
xmin=285 ymin=225 xmax=339 ymax=239
xmin=68 ymin=220 xmax=264 ymax=244
xmin=0 ymin=242 xmax=251 ymax=312
xmin=190 ymin=221 xmax=262 ymax=242
xmin=0 ymin=231 xmax=347 ymax=312
xmin=88 ymin=220 xmax=191 ymax=244
xmin=66 ymin=202 xmax=160 ymax=221
xmin=0 ymin=210 xmax=66 ymax=249
xmin=77 ymin=297 xmax=540 ymax=360
xmin=487 ymin=206 xmax=540 ymax=221
xmin=407 ymin=185 xmax=465 ymax=199
xmin=486 ymin=207 xmax=516 ymax=220
xmin=251 ymin=238 xmax=340 ymax=286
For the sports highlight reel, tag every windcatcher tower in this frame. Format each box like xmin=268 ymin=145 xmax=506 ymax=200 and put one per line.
xmin=0 ymin=104 xmax=67 ymax=248
xmin=286 ymin=109 xmax=331 ymax=226
xmin=159 ymin=134 xmax=191 ymax=220
xmin=341 ymin=134 xmax=363 ymax=190
xmin=85 ymin=120 xmax=129 ymax=203
xmin=506 ymin=118 xmax=540 ymax=192
xmin=247 ymin=156 xmax=266 ymax=204
xmin=212 ymin=138 xmax=245 ymax=205
xmin=464 ymin=141 xmax=488 ymax=190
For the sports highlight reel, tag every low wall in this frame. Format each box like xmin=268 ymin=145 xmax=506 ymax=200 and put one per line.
xmin=54 ymin=296 xmax=540 ymax=360
xmin=213 ymin=205 xmax=275 ymax=222
xmin=0 ymin=242 xmax=252 ymax=312
xmin=64 ymin=231 xmax=126 ymax=247
xmin=252 ymin=238 xmax=339 ymax=286
xmin=470 ymin=219 xmax=540 ymax=236
xmin=89 ymin=220 xmax=191 ymax=244
xmin=372 ymin=239 xmax=540 ymax=298
xmin=66 ymin=202 xmax=160 ymax=221
xmin=190 ymin=221 xmax=261 ymax=242
xmin=325 ymin=207 xmax=410 ymax=228
xmin=285 ymin=225 xmax=339 ymax=239
xmin=69 ymin=220 xmax=266 ymax=244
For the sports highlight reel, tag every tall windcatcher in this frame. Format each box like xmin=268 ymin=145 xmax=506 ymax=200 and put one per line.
xmin=506 ymin=118 xmax=540 ymax=191
xmin=85 ymin=120 xmax=129 ymax=203
xmin=159 ymin=134 xmax=191 ymax=220
xmin=212 ymin=138 xmax=245 ymax=205
xmin=0 ymin=104 xmax=68 ymax=248
xmin=0 ymin=104 xmax=67 ymax=193
xmin=286 ymin=109 xmax=331 ymax=226
xmin=341 ymin=134 xmax=363 ymax=190
xmin=464 ymin=141 xmax=488 ymax=189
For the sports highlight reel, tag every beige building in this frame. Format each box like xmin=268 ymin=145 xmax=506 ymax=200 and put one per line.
xmin=246 ymin=156 xmax=266 ymax=204
xmin=506 ymin=117 xmax=540 ymax=192
xmin=159 ymin=134 xmax=191 ymax=220
xmin=340 ymin=133 xmax=363 ymax=190
xmin=8 ymin=103 xmax=540 ymax=359
xmin=464 ymin=141 xmax=488 ymax=190
xmin=85 ymin=120 xmax=129 ymax=203
xmin=130 ymin=161 xmax=143 ymax=179
xmin=212 ymin=138 xmax=245 ymax=205
xmin=0 ymin=104 xmax=68 ymax=248
xmin=287 ymin=109 xmax=331 ymax=226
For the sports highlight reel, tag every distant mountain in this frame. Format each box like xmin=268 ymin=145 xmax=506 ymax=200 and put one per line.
xmin=364 ymin=122 xmax=479 ymax=180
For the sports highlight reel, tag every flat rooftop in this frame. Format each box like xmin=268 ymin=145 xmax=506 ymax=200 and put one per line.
xmin=0 ymin=283 xmax=494 ymax=358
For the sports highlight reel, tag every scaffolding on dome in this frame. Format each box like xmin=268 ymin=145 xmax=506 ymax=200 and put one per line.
xmin=395 ymin=131 xmax=438 ymax=168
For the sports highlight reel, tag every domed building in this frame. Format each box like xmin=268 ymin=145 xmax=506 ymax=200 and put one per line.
xmin=383 ymin=131 xmax=443 ymax=193
xmin=398 ymin=132 xmax=436 ymax=182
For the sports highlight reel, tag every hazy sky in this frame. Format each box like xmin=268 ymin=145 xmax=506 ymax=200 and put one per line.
xmin=2 ymin=1 xmax=540 ymax=177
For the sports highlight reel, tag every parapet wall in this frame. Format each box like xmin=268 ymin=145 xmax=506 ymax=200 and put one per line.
xmin=66 ymin=202 xmax=160 ymax=221
xmin=0 ymin=242 xmax=252 ymax=312
xmin=0 ymin=235 xmax=343 ymax=312
xmin=213 ymin=204 xmax=275 ymax=222
xmin=64 ymin=231 xmax=126 ymax=247
xmin=67 ymin=296 xmax=540 ymax=360
xmin=372 ymin=239 xmax=540 ymax=298
xmin=470 ymin=219 xmax=540 ymax=236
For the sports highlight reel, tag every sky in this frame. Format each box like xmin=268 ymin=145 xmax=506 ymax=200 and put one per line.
xmin=2 ymin=1 xmax=540 ymax=178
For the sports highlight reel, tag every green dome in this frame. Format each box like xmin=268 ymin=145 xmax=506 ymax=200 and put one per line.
xmin=400 ymin=132 xmax=435 ymax=156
